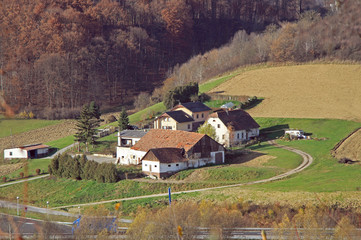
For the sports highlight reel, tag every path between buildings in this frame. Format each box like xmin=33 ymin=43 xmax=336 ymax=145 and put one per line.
xmin=52 ymin=140 xmax=313 ymax=209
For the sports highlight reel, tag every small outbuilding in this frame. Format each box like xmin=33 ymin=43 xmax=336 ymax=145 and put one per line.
xmin=4 ymin=143 xmax=50 ymax=159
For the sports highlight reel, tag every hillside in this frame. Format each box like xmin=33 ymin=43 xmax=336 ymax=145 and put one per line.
xmin=333 ymin=128 xmax=361 ymax=161
xmin=209 ymin=64 xmax=361 ymax=122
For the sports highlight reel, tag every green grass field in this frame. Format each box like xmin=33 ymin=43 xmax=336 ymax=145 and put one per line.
xmin=246 ymin=118 xmax=361 ymax=192
xmin=1 ymin=158 xmax=51 ymax=180
xmin=0 ymin=119 xmax=61 ymax=138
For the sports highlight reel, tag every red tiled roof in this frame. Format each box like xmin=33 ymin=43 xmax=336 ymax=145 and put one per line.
xmin=210 ymin=109 xmax=260 ymax=130
xmin=20 ymin=144 xmax=50 ymax=151
xmin=131 ymin=129 xmax=204 ymax=152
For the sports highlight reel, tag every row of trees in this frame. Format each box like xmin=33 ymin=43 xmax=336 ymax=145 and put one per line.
xmin=126 ymin=199 xmax=361 ymax=239
xmin=155 ymin=1 xmax=361 ymax=94
xmin=48 ymin=153 xmax=119 ymax=183
xmin=0 ymin=0 xmax=325 ymax=118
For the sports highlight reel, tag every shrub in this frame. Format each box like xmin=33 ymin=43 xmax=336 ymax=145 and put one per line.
xmin=2 ymin=177 xmax=6 ymax=183
xmin=105 ymin=115 xmax=117 ymax=124
xmin=19 ymin=172 xmax=24 ymax=178
xmin=35 ymin=168 xmax=41 ymax=175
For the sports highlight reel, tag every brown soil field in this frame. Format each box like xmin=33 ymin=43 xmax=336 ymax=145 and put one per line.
xmin=0 ymin=120 xmax=76 ymax=159
xmin=334 ymin=129 xmax=361 ymax=161
xmin=210 ymin=64 xmax=361 ymax=122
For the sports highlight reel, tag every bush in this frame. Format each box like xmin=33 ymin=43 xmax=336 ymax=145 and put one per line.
xmin=35 ymin=168 xmax=41 ymax=175
xmin=105 ymin=115 xmax=117 ymax=124
xmin=19 ymin=172 xmax=24 ymax=178
xmin=2 ymin=177 xmax=6 ymax=183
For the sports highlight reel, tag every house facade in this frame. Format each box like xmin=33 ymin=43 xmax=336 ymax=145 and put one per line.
xmin=153 ymin=111 xmax=193 ymax=131
xmin=141 ymin=148 xmax=189 ymax=179
xmin=207 ymin=109 xmax=260 ymax=147
xmin=116 ymin=130 xmax=147 ymax=164
xmin=4 ymin=144 xmax=50 ymax=159
xmin=154 ymin=102 xmax=211 ymax=131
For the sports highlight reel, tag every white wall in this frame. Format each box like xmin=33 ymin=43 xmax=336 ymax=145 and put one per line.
xmin=210 ymin=151 xmax=225 ymax=164
xmin=4 ymin=148 xmax=28 ymax=159
xmin=207 ymin=117 xmax=229 ymax=145
xmin=142 ymin=160 xmax=160 ymax=173
xmin=116 ymin=147 xmax=146 ymax=165
xmin=142 ymin=160 xmax=188 ymax=174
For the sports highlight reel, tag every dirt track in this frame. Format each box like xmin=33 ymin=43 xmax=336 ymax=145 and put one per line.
xmin=210 ymin=64 xmax=361 ymax=122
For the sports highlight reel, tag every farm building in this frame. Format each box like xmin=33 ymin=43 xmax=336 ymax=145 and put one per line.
xmin=141 ymin=148 xmax=189 ymax=179
xmin=207 ymin=109 xmax=260 ymax=147
xmin=4 ymin=144 xmax=50 ymax=159
xmin=154 ymin=102 xmax=211 ymax=131
xmin=116 ymin=130 xmax=148 ymax=165
xmin=116 ymin=129 xmax=225 ymax=178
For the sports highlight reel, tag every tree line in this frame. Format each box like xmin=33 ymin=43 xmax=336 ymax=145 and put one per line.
xmin=48 ymin=153 xmax=119 ymax=183
xmin=0 ymin=0 xmax=324 ymax=118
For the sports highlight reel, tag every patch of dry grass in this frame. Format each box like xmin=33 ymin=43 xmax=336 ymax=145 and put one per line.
xmin=210 ymin=64 xmax=361 ymax=122
xmin=334 ymin=129 xmax=361 ymax=161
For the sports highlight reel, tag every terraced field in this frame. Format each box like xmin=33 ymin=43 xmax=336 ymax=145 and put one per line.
xmin=210 ymin=64 xmax=361 ymax=122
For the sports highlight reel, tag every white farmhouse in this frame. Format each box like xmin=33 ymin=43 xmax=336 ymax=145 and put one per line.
xmin=116 ymin=130 xmax=148 ymax=165
xmin=207 ymin=109 xmax=260 ymax=147
xmin=141 ymin=148 xmax=189 ymax=179
xmin=4 ymin=144 xmax=50 ymax=159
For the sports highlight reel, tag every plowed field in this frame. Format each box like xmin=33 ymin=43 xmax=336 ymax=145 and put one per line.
xmin=210 ymin=64 xmax=361 ymax=122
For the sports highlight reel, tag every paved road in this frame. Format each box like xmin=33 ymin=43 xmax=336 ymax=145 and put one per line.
xmin=0 ymin=200 xmax=76 ymax=217
xmin=53 ymin=140 xmax=313 ymax=209
xmin=0 ymin=213 xmax=72 ymax=239
xmin=0 ymin=174 xmax=50 ymax=188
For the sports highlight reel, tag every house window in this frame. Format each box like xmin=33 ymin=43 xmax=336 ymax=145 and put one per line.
xmin=168 ymin=164 xmax=171 ymax=167
xmin=237 ymin=133 xmax=240 ymax=139
xmin=188 ymin=124 xmax=191 ymax=129
xmin=222 ymin=135 xmax=225 ymax=140
xmin=202 ymin=113 xmax=204 ymax=118
xmin=122 ymin=156 xmax=124 ymax=158
xmin=145 ymin=164 xmax=148 ymax=166
xmin=133 ymin=155 xmax=135 ymax=159
xmin=241 ymin=132 xmax=244 ymax=138
xmin=217 ymin=124 xmax=220 ymax=128
xmin=176 ymin=164 xmax=179 ymax=166
xmin=154 ymin=165 xmax=157 ymax=168
xmin=9 ymin=152 xmax=12 ymax=156
xmin=213 ymin=119 xmax=216 ymax=122
xmin=196 ymin=114 xmax=199 ymax=118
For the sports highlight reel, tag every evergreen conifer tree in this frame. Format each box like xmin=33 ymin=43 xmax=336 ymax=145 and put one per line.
xmin=118 ymin=108 xmax=129 ymax=131
xmin=75 ymin=104 xmax=100 ymax=152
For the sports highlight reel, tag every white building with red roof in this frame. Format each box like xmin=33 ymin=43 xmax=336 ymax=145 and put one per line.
xmin=4 ymin=143 xmax=50 ymax=159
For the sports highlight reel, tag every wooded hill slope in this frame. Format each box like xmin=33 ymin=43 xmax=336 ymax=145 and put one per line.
xmin=0 ymin=0 xmax=327 ymax=118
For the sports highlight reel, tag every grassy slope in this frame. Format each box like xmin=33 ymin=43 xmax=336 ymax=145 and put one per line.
xmin=0 ymin=119 xmax=61 ymax=138
xmin=1 ymin=158 xmax=51 ymax=180
xmin=246 ymin=118 xmax=361 ymax=192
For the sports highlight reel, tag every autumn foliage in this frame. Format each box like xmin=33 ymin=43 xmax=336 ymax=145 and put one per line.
xmin=0 ymin=0 xmax=319 ymax=118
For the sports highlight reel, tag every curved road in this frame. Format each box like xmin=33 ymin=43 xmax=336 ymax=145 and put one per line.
xmin=52 ymin=140 xmax=313 ymax=209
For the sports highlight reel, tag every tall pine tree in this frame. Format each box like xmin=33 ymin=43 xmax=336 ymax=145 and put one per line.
xmin=118 ymin=108 xmax=129 ymax=131
xmin=75 ymin=104 xmax=100 ymax=152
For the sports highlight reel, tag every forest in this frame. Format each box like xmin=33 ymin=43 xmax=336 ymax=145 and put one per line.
xmin=0 ymin=0 xmax=349 ymax=118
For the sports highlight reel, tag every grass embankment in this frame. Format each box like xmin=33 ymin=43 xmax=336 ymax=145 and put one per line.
xmin=1 ymin=158 xmax=51 ymax=180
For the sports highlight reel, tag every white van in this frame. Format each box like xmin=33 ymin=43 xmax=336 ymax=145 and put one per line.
xmin=285 ymin=129 xmax=304 ymax=138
